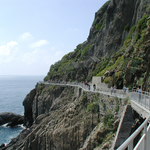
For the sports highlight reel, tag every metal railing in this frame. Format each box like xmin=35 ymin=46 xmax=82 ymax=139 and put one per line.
xmin=44 ymin=81 xmax=92 ymax=91
xmin=41 ymin=81 xmax=127 ymax=99
xmin=117 ymin=91 xmax=150 ymax=150
xmin=130 ymin=91 xmax=150 ymax=110
xmin=117 ymin=115 xmax=150 ymax=150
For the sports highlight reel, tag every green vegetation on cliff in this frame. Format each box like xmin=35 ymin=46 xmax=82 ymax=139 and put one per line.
xmin=44 ymin=0 xmax=150 ymax=91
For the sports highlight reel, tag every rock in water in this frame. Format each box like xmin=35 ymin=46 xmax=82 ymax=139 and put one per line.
xmin=0 ymin=112 xmax=24 ymax=127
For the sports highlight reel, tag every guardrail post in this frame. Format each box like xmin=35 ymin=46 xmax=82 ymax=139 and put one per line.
xmin=149 ymin=95 xmax=150 ymax=110
xmin=144 ymin=125 xmax=147 ymax=150
xmin=128 ymin=141 xmax=133 ymax=150
xmin=144 ymin=93 xmax=146 ymax=108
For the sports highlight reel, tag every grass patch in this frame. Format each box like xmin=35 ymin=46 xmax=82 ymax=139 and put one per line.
xmin=87 ymin=101 xmax=99 ymax=113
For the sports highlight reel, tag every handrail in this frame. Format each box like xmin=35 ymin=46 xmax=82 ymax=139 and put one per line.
xmin=39 ymin=81 xmax=127 ymax=99
xmin=117 ymin=115 xmax=150 ymax=150
xmin=130 ymin=91 xmax=150 ymax=110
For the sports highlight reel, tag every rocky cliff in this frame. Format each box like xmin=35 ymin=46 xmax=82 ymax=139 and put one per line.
xmin=2 ymin=0 xmax=150 ymax=149
xmin=44 ymin=0 xmax=150 ymax=90
xmin=4 ymin=84 xmax=127 ymax=150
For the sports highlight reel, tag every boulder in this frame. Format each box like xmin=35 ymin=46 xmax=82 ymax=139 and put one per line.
xmin=0 ymin=112 xmax=24 ymax=127
xmin=0 ymin=143 xmax=5 ymax=148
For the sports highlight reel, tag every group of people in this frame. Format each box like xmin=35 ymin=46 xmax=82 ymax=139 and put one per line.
xmin=123 ymin=85 xmax=129 ymax=94
xmin=84 ymin=82 xmax=97 ymax=91
xmin=85 ymin=82 xmax=91 ymax=90
xmin=48 ymin=79 xmax=145 ymax=99
xmin=110 ymin=84 xmax=142 ymax=95
xmin=110 ymin=85 xmax=117 ymax=94
xmin=132 ymin=85 xmax=142 ymax=93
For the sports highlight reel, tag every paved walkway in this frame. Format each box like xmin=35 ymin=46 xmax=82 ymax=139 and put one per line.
xmin=43 ymin=81 xmax=128 ymax=99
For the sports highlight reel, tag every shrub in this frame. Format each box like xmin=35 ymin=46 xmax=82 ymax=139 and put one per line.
xmin=124 ymin=26 xmax=136 ymax=46
xmin=131 ymin=57 xmax=144 ymax=66
xmin=137 ymin=16 xmax=148 ymax=31
xmin=81 ymin=92 xmax=87 ymax=105
xmin=115 ymin=106 xmax=119 ymax=112
xmin=104 ymin=77 xmax=112 ymax=84
xmin=36 ymin=83 xmax=44 ymax=95
xmin=147 ymin=19 xmax=150 ymax=27
xmin=103 ymin=113 xmax=114 ymax=129
xmin=48 ymin=85 xmax=58 ymax=91
xmin=102 ymin=102 xmax=106 ymax=110
xmin=81 ymin=45 xmax=88 ymax=57
xmin=87 ymin=101 xmax=99 ymax=113
xmin=96 ymin=23 xmax=103 ymax=30
xmin=124 ymin=24 xmax=130 ymax=31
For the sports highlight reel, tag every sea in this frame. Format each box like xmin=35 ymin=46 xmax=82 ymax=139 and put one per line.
xmin=0 ymin=75 xmax=44 ymax=145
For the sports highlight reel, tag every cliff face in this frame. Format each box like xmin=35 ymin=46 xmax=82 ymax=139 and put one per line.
xmin=23 ymin=84 xmax=65 ymax=128
xmin=5 ymin=84 xmax=126 ymax=150
xmin=44 ymin=0 xmax=150 ymax=88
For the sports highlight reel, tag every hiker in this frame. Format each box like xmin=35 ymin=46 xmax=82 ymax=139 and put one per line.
xmin=126 ymin=87 xmax=129 ymax=93
xmin=110 ymin=86 xmax=113 ymax=94
xmin=114 ymin=85 xmax=117 ymax=93
xmin=93 ymin=84 xmax=96 ymax=91
xmin=123 ymin=85 xmax=126 ymax=94
xmin=132 ymin=85 xmax=137 ymax=92
xmin=137 ymin=86 xmax=142 ymax=102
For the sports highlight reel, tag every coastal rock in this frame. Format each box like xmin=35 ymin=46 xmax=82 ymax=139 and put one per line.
xmin=3 ymin=85 xmax=125 ymax=150
xmin=23 ymin=88 xmax=36 ymax=127
xmin=0 ymin=112 xmax=24 ymax=127
xmin=0 ymin=143 xmax=5 ymax=148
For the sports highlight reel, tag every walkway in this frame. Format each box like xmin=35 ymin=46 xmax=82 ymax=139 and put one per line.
xmin=42 ymin=81 xmax=150 ymax=150
xmin=43 ymin=81 xmax=127 ymax=99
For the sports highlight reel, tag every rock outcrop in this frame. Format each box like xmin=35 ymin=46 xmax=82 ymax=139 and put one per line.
xmin=0 ymin=112 xmax=24 ymax=127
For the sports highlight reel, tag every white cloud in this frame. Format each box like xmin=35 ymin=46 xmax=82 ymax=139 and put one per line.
xmin=21 ymin=48 xmax=50 ymax=64
xmin=0 ymin=41 xmax=18 ymax=56
xmin=22 ymin=52 xmax=37 ymax=64
xmin=0 ymin=41 xmax=18 ymax=63
xmin=30 ymin=40 xmax=49 ymax=48
xmin=20 ymin=32 xmax=34 ymax=41
xmin=0 ymin=40 xmax=67 ymax=75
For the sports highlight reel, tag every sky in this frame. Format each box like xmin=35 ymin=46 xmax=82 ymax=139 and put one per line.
xmin=0 ymin=0 xmax=108 ymax=76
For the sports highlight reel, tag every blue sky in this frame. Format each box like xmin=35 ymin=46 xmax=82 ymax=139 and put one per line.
xmin=0 ymin=0 xmax=108 ymax=76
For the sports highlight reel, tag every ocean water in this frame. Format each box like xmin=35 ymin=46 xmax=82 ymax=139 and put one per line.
xmin=0 ymin=75 xmax=44 ymax=145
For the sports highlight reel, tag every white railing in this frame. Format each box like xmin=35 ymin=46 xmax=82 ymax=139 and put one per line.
xmin=43 ymin=81 xmax=92 ymax=91
xmin=130 ymin=91 xmax=150 ymax=110
xmin=117 ymin=91 xmax=150 ymax=150
xmin=117 ymin=115 xmax=150 ymax=150
xmin=41 ymin=80 xmax=127 ymax=99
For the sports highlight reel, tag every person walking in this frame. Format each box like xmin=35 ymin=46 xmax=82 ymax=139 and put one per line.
xmin=123 ymin=85 xmax=126 ymax=94
xmin=114 ymin=85 xmax=117 ymax=94
xmin=110 ymin=86 xmax=113 ymax=94
xmin=126 ymin=87 xmax=129 ymax=93
xmin=137 ymin=86 xmax=142 ymax=102
xmin=132 ymin=85 xmax=137 ymax=92
xmin=93 ymin=84 xmax=96 ymax=91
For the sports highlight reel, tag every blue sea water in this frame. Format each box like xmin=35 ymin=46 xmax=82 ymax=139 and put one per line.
xmin=0 ymin=75 xmax=44 ymax=145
